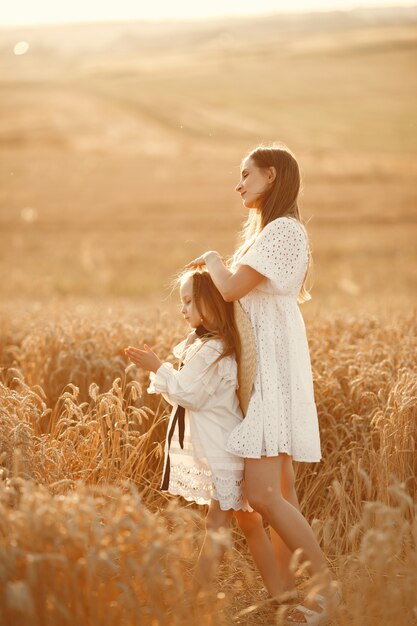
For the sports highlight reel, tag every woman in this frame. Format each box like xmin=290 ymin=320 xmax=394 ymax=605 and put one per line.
xmin=187 ymin=144 xmax=340 ymax=625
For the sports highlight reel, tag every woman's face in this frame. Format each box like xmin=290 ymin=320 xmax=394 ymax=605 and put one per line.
xmin=235 ymin=156 xmax=275 ymax=209
xmin=180 ymin=276 xmax=202 ymax=328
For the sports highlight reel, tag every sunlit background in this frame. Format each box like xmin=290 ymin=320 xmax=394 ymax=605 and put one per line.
xmin=1 ymin=0 xmax=415 ymax=25
xmin=0 ymin=0 xmax=416 ymax=314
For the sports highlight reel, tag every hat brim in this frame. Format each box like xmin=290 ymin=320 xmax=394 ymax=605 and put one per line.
xmin=233 ymin=300 xmax=257 ymax=417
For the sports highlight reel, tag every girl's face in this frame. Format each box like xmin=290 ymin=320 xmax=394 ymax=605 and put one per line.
xmin=180 ymin=276 xmax=203 ymax=328
xmin=235 ymin=156 xmax=275 ymax=209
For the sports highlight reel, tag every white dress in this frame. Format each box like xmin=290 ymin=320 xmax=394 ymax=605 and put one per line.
xmin=147 ymin=337 xmax=252 ymax=511
xmin=226 ymin=216 xmax=322 ymax=462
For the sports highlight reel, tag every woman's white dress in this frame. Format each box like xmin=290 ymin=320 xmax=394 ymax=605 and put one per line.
xmin=148 ymin=337 xmax=252 ymax=511
xmin=226 ymin=216 xmax=322 ymax=462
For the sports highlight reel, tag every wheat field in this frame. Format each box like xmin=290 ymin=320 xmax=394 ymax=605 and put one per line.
xmin=1 ymin=304 xmax=416 ymax=625
xmin=1 ymin=7 xmax=417 ymax=626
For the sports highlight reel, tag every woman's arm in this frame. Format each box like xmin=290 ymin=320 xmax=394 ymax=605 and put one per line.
xmin=187 ymin=251 xmax=265 ymax=301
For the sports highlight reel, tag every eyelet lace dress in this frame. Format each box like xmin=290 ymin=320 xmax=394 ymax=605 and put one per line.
xmin=148 ymin=337 xmax=253 ymax=511
xmin=226 ymin=216 xmax=322 ymax=462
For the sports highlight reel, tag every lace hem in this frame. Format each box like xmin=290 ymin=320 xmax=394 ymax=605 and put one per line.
xmin=166 ymin=463 xmax=252 ymax=511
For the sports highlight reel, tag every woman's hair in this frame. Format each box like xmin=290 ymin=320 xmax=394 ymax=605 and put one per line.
xmin=231 ymin=142 xmax=313 ymax=303
xmin=178 ymin=268 xmax=241 ymax=364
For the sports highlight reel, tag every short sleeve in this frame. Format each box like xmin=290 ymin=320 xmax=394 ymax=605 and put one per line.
xmin=238 ymin=217 xmax=308 ymax=293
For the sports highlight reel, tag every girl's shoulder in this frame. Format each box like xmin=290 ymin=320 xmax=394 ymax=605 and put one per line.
xmin=173 ymin=335 xmax=237 ymax=384
xmin=202 ymin=336 xmax=224 ymax=350
xmin=173 ymin=335 xmax=224 ymax=362
xmin=193 ymin=338 xmax=238 ymax=385
xmin=193 ymin=337 xmax=224 ymax=360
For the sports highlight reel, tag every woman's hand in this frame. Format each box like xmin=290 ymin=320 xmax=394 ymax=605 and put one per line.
xmin=124 ymin=344 xmax=162 ymax=373
xmin=185 ymin=250 xmax=220 ymax=268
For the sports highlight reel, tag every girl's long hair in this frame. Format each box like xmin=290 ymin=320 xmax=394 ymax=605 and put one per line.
xmin=231 ymin=143 xmax=313 ymax=303
xmin=178 ymin=268 xmax=241 ymax=363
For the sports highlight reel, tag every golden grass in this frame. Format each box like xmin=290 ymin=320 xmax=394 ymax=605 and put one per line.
xmin=0 ymin=304 xmax=416 ymax=625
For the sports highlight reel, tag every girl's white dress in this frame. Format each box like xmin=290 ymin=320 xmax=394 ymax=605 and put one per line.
xmin=226 ymin=216 xmax=322 ymax=462
xmin=147 ymin=337 xmax=252 ymax=511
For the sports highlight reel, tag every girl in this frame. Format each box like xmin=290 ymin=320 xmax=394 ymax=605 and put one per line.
xmin=186 ymin=144 xmax=341 ymax=624
xmin=125 ymin=268 xmax=293 ymax=597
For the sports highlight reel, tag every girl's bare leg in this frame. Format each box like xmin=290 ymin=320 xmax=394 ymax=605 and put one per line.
xmin=245 ymin=455 xmax=331 ymax=620
xmin=234 ymin=509 xmax=288 ymax=598
xmin=269 ymin=453 xmax=301 ymax=591
xmin=193 ymin=500 xmax=233 ymax=590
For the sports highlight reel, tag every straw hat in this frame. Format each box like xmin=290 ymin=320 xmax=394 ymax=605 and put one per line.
xmin=233 ymin=300 xmax=257 ymax=416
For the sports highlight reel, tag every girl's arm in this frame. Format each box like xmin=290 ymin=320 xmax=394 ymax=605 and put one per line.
xmin=187 ymin=251 xmax=264 ymax=301
xmin=124 ymin=344 xmax=162 ymax=372
xmin=148 ymin=342 xmax=222 ymax=409
xmin=125 ymin=342 xmax=222 ymax=410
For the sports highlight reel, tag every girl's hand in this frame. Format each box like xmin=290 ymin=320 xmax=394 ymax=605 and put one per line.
xmin=124 ymin=344 xmax=163 ymax=373
xmin=185 ymin=250 xmax=219 ymax=268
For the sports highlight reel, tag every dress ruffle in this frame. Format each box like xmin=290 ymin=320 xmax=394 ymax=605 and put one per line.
xmin=172 ymin=338 xmax=188 ymax=359
xmin=147 ymin=362 xmax=174 ymax=395
xmin=196 ymin=340 xmax=238 ymax=389
xmin=217 ymin=355 xmax=239 ymax=388
xmin=167 ymin=462 xmax=252 ymax=511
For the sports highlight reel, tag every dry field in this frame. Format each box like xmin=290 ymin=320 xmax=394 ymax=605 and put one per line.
xmin=0 ymin=305 xmax=416 ymax=625
xmin=0 ymin=7 xmax=417 ymax=626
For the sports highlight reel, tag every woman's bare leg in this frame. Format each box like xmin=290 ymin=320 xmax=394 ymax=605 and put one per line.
xmin=245 ymin=455 xmax=331 ymax=621
xmin=234 ymin=509 xmax=290 ymax=598
xmin=269 ymin=454 xmax=301 ymax=590
xmin=193 ymin=500 xmax=233 ymax=590
xmin=235 ymin=456 xmax=300 ymax=596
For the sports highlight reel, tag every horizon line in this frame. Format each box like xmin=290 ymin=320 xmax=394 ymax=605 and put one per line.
xmin=1 ymin=2 xmax=416 ymax=30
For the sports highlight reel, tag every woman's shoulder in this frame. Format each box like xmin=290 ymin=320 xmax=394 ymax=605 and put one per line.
xmin=261 ymin=216 xmax=307 ymax=244
xmin=264 ymin=216 xmax=304 ymax=232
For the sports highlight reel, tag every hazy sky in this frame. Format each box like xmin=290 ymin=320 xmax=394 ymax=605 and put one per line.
xmin=1 ymin=0 xmax=415 ymax=26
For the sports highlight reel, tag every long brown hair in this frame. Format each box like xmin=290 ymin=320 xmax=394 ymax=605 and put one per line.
xmin=232 ymin=143 xmax=313 ymax=303
xmin=179 ymin=268 xmax=241 ymax=364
